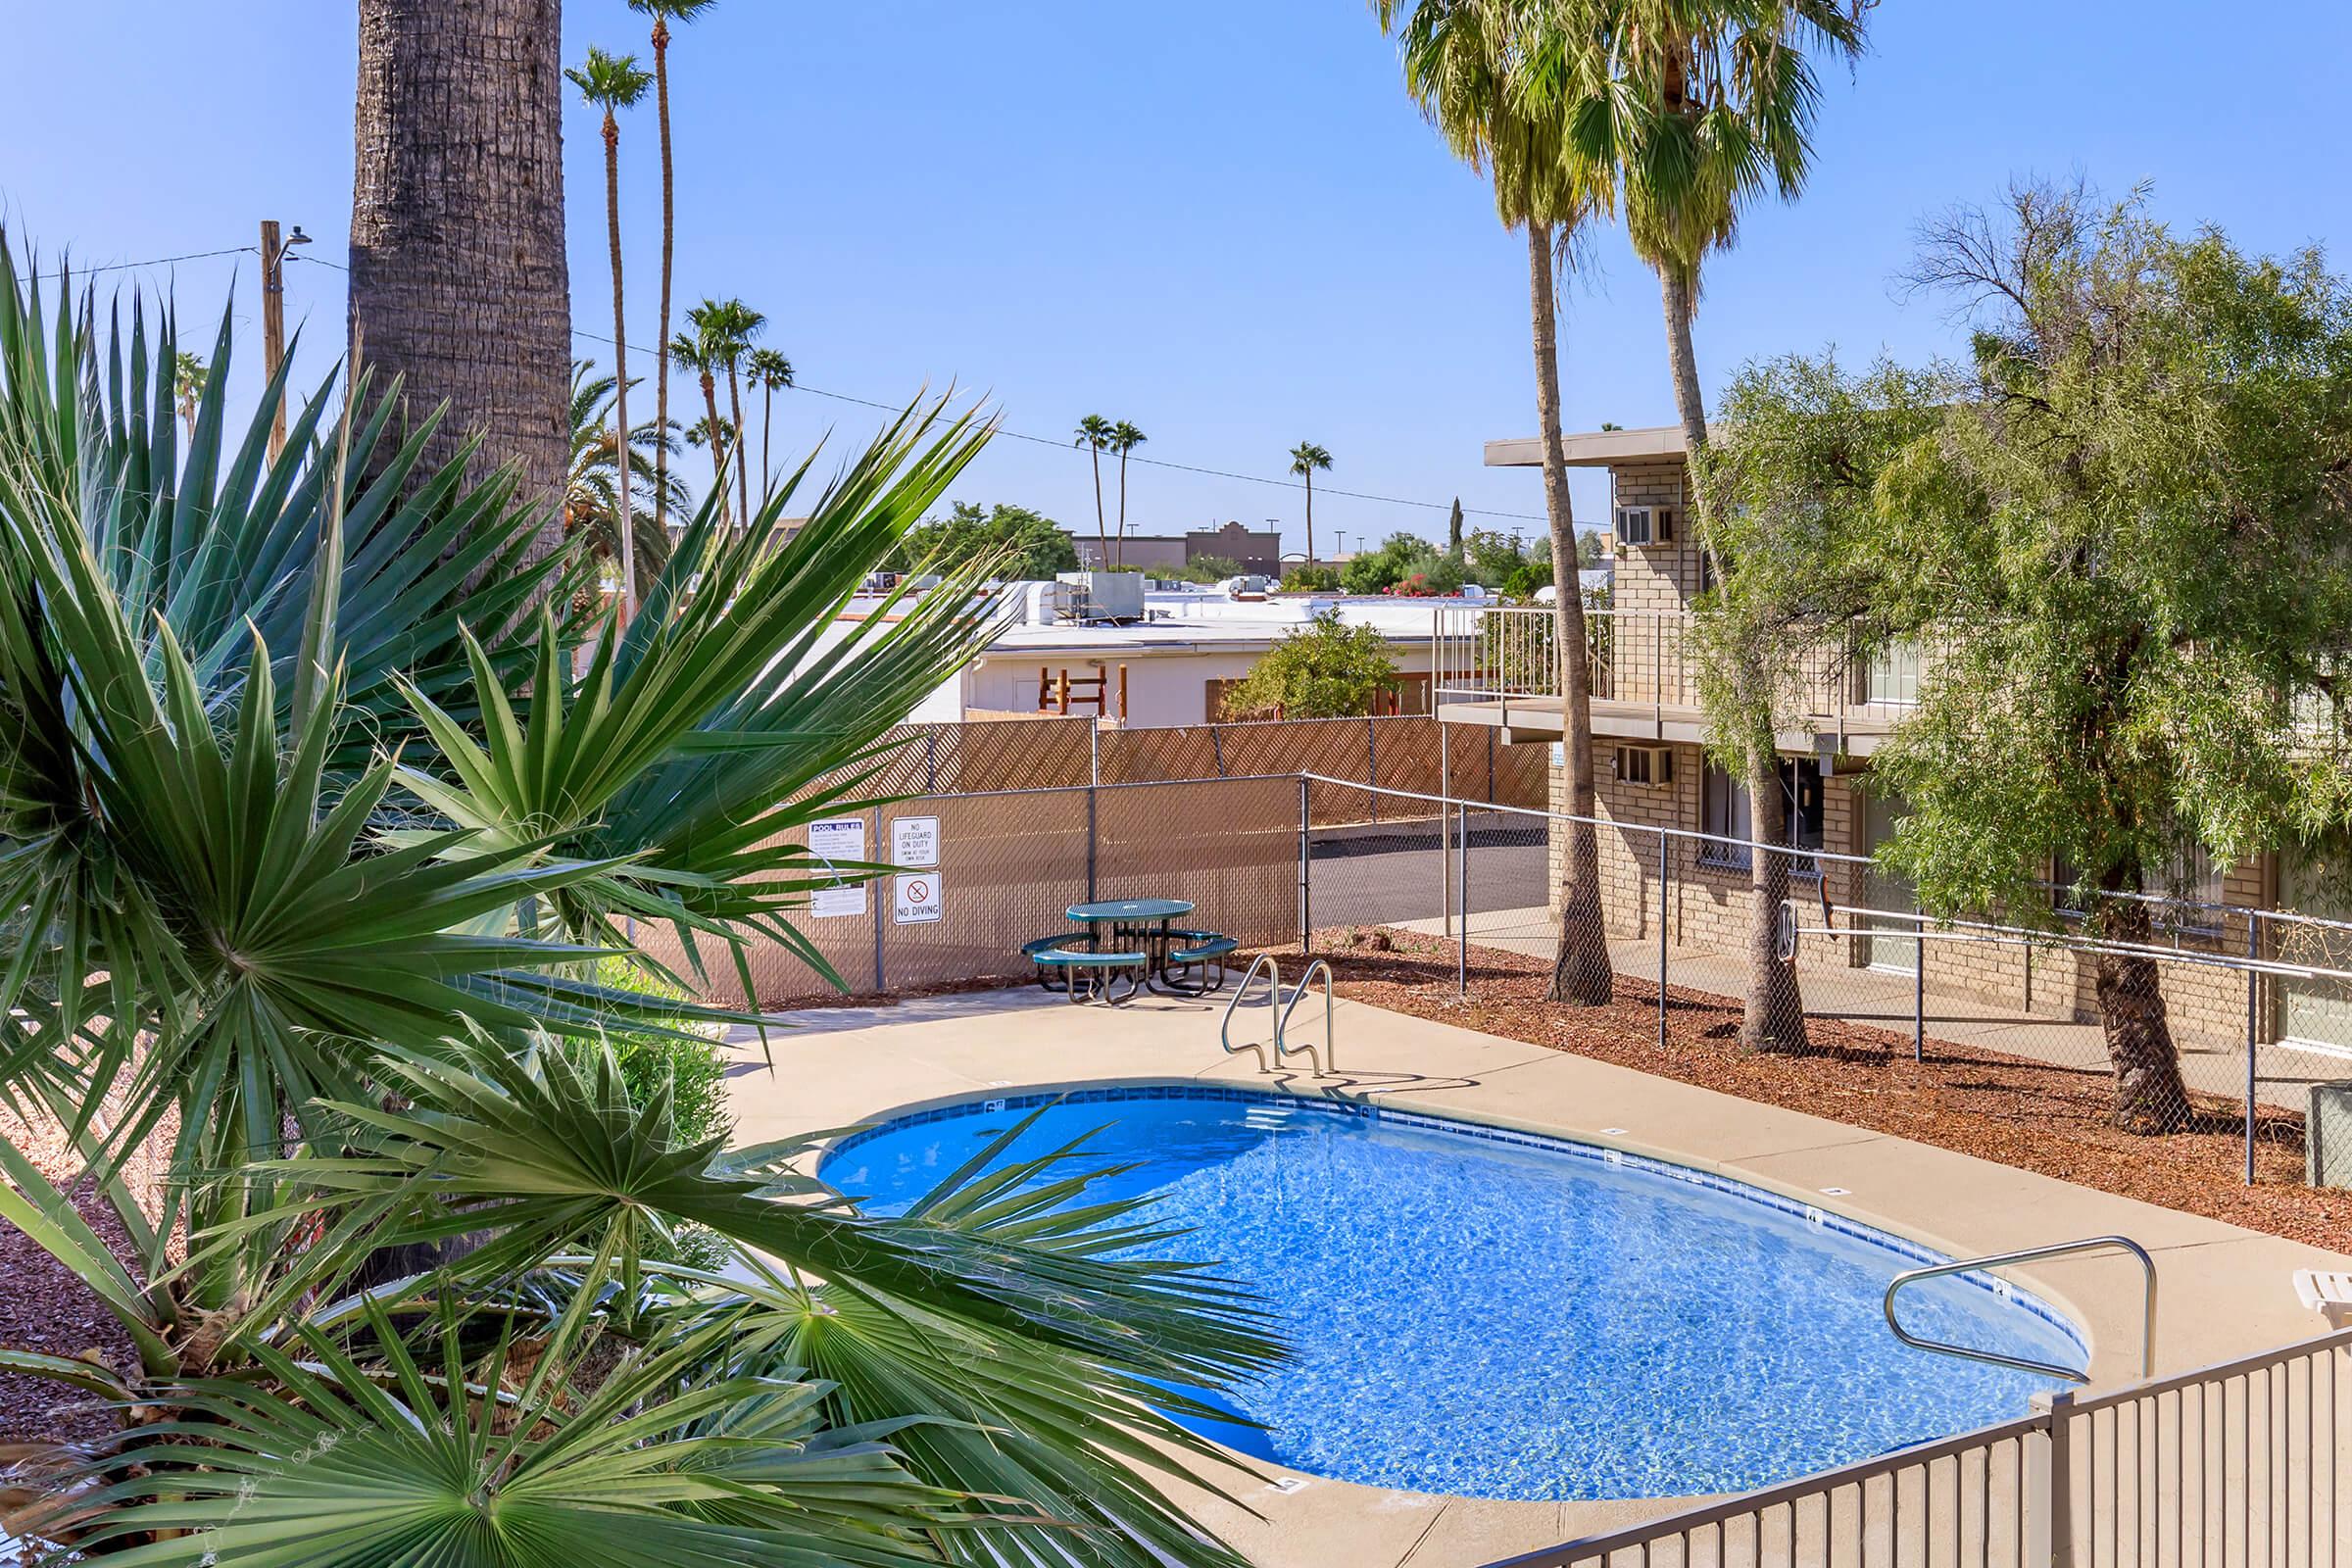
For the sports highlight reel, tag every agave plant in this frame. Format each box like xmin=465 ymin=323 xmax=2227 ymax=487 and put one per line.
xmin=0 ymin=240 xmax=1277 ymax=1565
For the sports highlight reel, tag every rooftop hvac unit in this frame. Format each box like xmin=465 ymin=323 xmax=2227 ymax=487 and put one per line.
xmin=1057 ymin=570 xmax=1146 ymax=623
xmin=1613 ymin=505 xmax=1674 ymax=547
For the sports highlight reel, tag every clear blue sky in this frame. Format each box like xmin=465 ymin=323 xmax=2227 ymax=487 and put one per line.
xmin=7 ymin=2 xmax=2348 ymax=559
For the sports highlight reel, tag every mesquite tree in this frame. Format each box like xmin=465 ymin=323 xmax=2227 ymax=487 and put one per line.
xmin=1710 ymin=182 xmax=2352 ymax=1130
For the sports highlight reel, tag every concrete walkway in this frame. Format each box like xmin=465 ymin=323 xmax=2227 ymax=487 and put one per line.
xmin=1398 ymin=905 xmax=2352 ymax=1115
xmin=722 ymin=986 xmax=2348 ymax=1568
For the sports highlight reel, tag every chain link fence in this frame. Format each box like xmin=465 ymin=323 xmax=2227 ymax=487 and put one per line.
xmin=1298 ymin=777 xmax=2352 ymax=1192
xmin=815 ymin=714 xmax=1547 ymax=817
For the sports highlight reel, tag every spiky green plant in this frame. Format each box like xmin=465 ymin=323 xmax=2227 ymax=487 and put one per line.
xmin=0 ymin=240 xmax=1277 ymax=1566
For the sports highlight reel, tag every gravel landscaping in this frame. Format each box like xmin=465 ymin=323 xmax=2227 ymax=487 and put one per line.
xmin=1303 ymin=926 xmax=2352 ymax=1255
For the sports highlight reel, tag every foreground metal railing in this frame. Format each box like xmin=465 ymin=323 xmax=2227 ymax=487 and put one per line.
xmin=1886 ymin=1237 xmax=2156 ymax=1383
xmin=1481 ymin=1326 xmax=2352 ymax=1568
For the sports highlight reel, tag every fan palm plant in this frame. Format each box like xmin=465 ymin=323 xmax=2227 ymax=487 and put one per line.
xmin=1108 ymin=419 xmax=1146 ymax=569
xmin=567 ymin=361 xmax=685 ymax=581
xmin=746 ymin=344 xmax=794 ymax=504
xmin=1372 ymin=0 xmax=1619 ymax=1005
xmin=567 ymin=44 xmax=656 ymax=619
xmin=1073 ymin=413 xmax=1113 ymax=568
xmin=0 ymin=245 xmax=1276 ymax=1565
xmin=627 ymin=0 xmax=717 ymax=568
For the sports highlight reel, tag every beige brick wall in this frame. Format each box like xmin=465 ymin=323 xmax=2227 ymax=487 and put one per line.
xmin=1606 ymin=460 xmax=1697 ymax=612
xmin=1546 ymin=737 xmax=2273 ymax=1053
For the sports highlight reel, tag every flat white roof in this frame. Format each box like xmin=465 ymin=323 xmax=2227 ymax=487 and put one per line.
xmin=1484 ymin=423 xmax=1712 ymax=469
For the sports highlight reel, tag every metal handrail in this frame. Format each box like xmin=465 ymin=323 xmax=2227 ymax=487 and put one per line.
xmin=1275 ymin=958 xmax=1336 ymax=1075
xmin=1884 ymin=1234 xmax=2155 ymax=1384
xmin=1218 ymin=955 xmax=1280 ymax=1071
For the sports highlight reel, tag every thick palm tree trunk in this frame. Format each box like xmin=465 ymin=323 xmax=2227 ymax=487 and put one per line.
xmin=600 ymin=115 xmax=637 ymax=617
xmin=651 ymin=20 xmax=676 ymax=538
xmin=1529 ymin=222 xmax=1613 ymax=1006
xmin=349 ymin=0 xmax=570 ymax=564
xmin=1658 ymin=263 xmax=1808 ymax=1050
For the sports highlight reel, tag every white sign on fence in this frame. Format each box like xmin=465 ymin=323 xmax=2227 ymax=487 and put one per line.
xmin=891 ymin=814 xmax=940 ymax=868
xmin=893 ymin=872 xmax=943 ymax=925
xmin=808 ymin=817 xmax=867 ymax=918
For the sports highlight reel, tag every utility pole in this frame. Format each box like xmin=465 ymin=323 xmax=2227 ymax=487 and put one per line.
xmin=259 ymin=220 xmax=310 ymax=463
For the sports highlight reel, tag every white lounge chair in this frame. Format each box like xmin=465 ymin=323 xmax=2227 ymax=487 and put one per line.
xmin=2292 ymin=1268 xmax=2352 ymax=1329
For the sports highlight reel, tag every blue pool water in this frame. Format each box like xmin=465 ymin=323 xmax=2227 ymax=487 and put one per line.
xmin=820 ymin=1086 xmax=2083 ymax=1502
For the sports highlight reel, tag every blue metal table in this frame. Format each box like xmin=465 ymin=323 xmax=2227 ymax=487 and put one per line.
xmin=1066 ymin=897 xmax=1198 ymax=994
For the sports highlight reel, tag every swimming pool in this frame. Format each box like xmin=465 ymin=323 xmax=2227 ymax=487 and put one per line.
xmin=820 ymin=1085 xmax=2084 ymax=1501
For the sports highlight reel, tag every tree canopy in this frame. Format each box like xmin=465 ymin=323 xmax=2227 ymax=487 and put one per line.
xmin=1220 ymin=609 xmax=1400 ymax=718
xmin=892 ymin=500 xmax=1078 ymax=580
xmin=1709 ymin=183 xmax=2352 ymax=1126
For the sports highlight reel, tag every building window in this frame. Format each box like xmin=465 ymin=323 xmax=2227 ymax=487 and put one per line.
xmin=1698 ymin=760 xmax=1823 ymax=875
xmin=1861 ymin=642 xmax=1924 ymax=708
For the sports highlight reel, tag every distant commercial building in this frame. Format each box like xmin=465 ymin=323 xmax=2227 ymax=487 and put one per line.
xmin=1072 ymin=519 xmax=1283 ymax=577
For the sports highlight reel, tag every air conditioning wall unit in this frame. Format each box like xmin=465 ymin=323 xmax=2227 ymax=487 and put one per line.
xmin=1612 ymin=744 xmax=1675 ymax=787
xmin=1613 ymin=505 xmax=1675 ymax=547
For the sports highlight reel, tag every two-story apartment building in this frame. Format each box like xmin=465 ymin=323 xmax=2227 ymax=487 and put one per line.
xmin=1445 ymin=423 xmax=2352 ymax=1059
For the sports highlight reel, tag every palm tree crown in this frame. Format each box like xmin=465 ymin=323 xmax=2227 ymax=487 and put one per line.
xmin=690 ymin=295 xmax=766 ymax=522
xmin=565 ymin=43 xmax=653 ymax=114
xmin=1288 ymin=440 xmax=1334 ymax=567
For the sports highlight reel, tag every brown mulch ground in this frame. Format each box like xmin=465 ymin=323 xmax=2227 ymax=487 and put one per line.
xmin=1298 ymin=926 xmax=2352 ymax=1255
xmin=0 ymin=1122 xmax=144 ymax=1447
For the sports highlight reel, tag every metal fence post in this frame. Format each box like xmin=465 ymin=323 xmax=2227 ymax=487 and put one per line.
xmin=871 ymin=807 xmax=886 ymax=992
xmin=2246 ymin=910 xmax=2260 ymax=1185
xmin=1457 ymin=801 xmax=1469 ymax=998
xmin=2027 ymin=1390 xmax=2074 ymax=1568
xmin=1297 ymin=775 xmax=1311 ymax=952
xmin=1658 ymin=828 xmax=1670 ymax=1051
xmin=1089 ymin=717 xmax=1100 ymax=787
xmin=1085 ymin=786 xmax=1098 ymax=905
xmin=1441 ymin=787 xmax=1455 ymax=939
xmin=1913 ymin=901 xmax=1926 ymax=1062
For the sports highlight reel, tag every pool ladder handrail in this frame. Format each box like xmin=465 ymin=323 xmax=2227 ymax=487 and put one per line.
xmin=1276 ymin=958 xmax=1335 ymax=1075
xmin=1883 ymin=1233 xmax=2155 ymax=1384
xmin=1218 ymin=956 xmax=1339 ymax=1076
xmin=1219 ymin=956 xmax=1281 ymax=1071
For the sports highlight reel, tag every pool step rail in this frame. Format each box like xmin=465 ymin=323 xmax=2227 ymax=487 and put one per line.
xmin=1220 ymin=956 xmax=1340 ymax=1077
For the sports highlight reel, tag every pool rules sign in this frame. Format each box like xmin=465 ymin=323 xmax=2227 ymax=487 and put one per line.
xmin=891 ymin=815 xmax=942 ymax=925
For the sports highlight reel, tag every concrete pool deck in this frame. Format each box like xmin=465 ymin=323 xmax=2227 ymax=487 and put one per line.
xmin=721 ymin=985 xmax=2351 ymax=1568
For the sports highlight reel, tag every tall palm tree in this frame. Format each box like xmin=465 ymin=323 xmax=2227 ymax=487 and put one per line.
xmin=171 ymin=350 xmax=207 ymax=437
xmin=350 ymin=0 xmax=569 ymax=563
xmin=626 ymin=0 xmax=717 ymax=546
xmin=691 ymin=296 xmax=765 ymax=523
xmin=1287 ymin=441 xmax=1333 ymax=565
xmin=1109 ymin=419 xmax=1147 ymax=568
xmin=1562 ymin=0 xmax=1872 ymax=1050
xmin=670 ymin=324 xmax=729 ymax=524
xmin=567 ymin=45 xmax=655 ymax=618
xmin=1374 ymin=0 xmax=1618 ymax=1004
xmin=746 ymin=345 xmax=795 ymax=502
xmin=0 ymin=252 xmax=1273 ymax=1567
xmin=1074 ymin=413 xmax=1114 ymax=568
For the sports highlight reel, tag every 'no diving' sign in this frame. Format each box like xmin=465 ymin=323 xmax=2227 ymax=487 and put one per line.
xmin=894 ymin=872 xmax=943 ymax=925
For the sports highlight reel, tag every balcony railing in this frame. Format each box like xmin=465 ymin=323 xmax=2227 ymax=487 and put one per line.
xmin=1433 ymin=606 xmax=1925 ymax=742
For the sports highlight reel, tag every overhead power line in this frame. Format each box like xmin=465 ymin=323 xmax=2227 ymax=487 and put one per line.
xmin=37 ymin=243 xmax=1550 ymax=524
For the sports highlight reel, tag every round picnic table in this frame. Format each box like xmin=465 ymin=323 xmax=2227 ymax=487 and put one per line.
xmin=1066 ymin=897 xmax=1196 ymax=992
